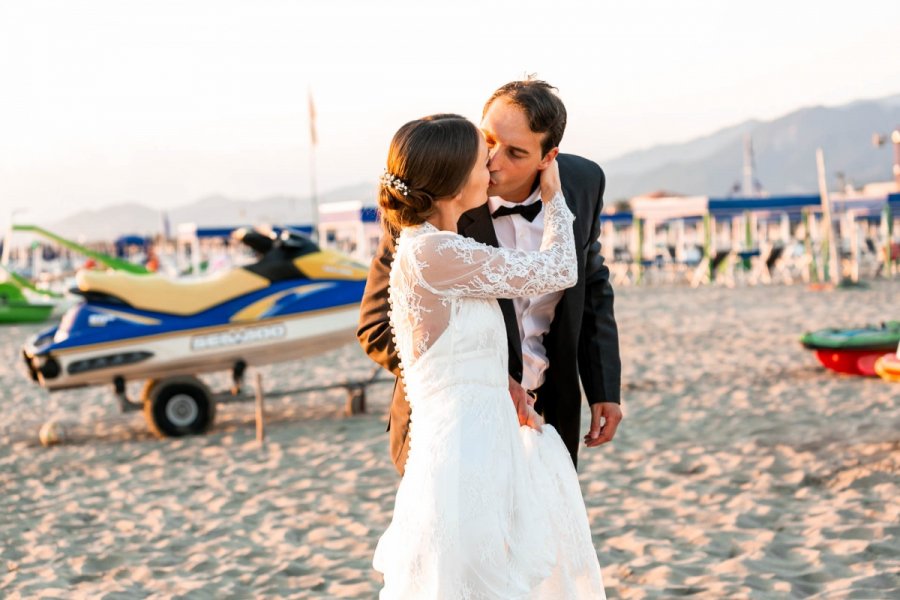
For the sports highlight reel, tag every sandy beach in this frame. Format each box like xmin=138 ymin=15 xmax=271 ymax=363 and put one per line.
xmin=1 ymin=280 xmax=898 ymax=599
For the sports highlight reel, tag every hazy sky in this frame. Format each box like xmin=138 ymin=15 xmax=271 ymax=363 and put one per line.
xmin=1 ymin=0 xmax=898 ymax=226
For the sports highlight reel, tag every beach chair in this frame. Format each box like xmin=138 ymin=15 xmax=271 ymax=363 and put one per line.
xmin=766 ymin=245 xmax=793 ymax=284
xmin=661 ymin=245 xmax=683 ymax=285
xmin=690 ymin=249 xmax=731 ymax=287
xmin=611 ymin=262 xmax=632 ymax=286
xmin=673 ymin=245 xmax=703 ymax=285
xmin=610 ymin=247 xmax=633 ymax=286
xmin=858 ymin=238 xmax=881 ymax=279
xmin=716 ymin=251 xmax=739 ymax=288
xmin=748 ymin=245 xmax=789 ymax=285
xmin=733 ymin=248 xmax=761 ymax=285
xmin=875 ymin=242 xmax=900 ymax=278
xmin=635 ymin=250 xmax=671 ymax=286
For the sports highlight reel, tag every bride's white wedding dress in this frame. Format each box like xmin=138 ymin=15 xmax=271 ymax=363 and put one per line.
xmin=373 ymin=192 xmax=606 ymax=599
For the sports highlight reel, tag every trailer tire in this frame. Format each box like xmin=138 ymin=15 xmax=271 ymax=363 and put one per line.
xmin=143 ymin=376 xmax=216 ymax=438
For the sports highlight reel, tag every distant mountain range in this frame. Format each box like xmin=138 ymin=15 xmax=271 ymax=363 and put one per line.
xmin=45 ymin=93 xmax=900 ymax=240
xmin=46 ymin=184 xmax=375 ymax=241
xmin=602 ymin=94 xmax=900 ymax=201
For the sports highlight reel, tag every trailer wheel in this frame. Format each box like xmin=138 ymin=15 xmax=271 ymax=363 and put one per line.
xmin=142 ymin=376 xmax=216 ymax=438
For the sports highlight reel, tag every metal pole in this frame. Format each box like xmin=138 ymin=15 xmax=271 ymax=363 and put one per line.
xmin=802 ymin=208 xmax=818 ymax=284
xmin=884 ymin=202 xmax=894 ymax=280
xmin=309 ymin=145 xmax=319 ymax=242
xmin=780 ymin=213 xmax=790 ymax=247
xmin=306 ymin=89 xmax=320 ymax=242
xmin=703 ymin=213 xmax=712 ymax=283
xmin=675 ymin=218 xmax=685 ymax=263
xmin=2 ymin=210 xmax=23 ymax=268
xmin=635 ymin=217 xmax=644 ymax=285
xmin=255 ymin=371 xmax=266 ymax=445
xmin=1 ymin=227 xmax=11 ymax=268
xmin=743 ymin=210 xmax=753 ymax=270
xmin=892 ymin=127 xmax=900 ymax=189
xmin=743 ymin=135 xmax=754 ymax=196
xmin=848 ymin=211 xmax=859 ymax=284
xmin=816 ymin=148 xmax=842 ymax=285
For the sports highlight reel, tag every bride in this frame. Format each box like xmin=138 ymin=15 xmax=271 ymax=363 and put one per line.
xmin=371 ymin=114 xmax=606 ymax=599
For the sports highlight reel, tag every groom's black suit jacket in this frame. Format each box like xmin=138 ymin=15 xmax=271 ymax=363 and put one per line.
xmin=357 ymin=153 xmax=621 ymax=475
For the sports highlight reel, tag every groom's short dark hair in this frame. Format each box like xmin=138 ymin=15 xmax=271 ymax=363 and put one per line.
xmin=483 ymin=79 xmax=567 ymax=157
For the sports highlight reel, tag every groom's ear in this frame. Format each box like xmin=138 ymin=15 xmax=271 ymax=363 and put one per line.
xmin=536 ymin=148 xmax=560 ymax=171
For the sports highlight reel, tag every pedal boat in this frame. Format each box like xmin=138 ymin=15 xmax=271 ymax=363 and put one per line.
xmin=800 ymin=321 xmax=900 ymax=377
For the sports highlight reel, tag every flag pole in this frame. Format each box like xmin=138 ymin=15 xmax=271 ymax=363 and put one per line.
xmin=308 ymin=89 xmax=319 ymax=242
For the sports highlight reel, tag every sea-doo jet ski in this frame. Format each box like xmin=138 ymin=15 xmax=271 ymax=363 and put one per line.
xmin=22 ymin=227 xmax=369 ymax=436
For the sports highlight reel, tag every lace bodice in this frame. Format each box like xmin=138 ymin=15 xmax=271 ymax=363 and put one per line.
xmin=388 ymin=192 xmax=577 ymax=373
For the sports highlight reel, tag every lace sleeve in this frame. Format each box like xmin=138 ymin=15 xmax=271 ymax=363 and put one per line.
xmin=411 ymin=192 xmax=577 ymax=299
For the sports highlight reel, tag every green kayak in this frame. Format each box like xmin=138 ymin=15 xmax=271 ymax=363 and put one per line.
xmin=800 ymin=321 xmax=900 ymax=351
xmin=0 ymin=301 xmax=54 ymax=324
xmin=0 ymin=282 xmax=55 ymax=324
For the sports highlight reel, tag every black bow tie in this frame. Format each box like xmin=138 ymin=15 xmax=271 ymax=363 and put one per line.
xmin=491 ymin=201 xmax=542 ymax=222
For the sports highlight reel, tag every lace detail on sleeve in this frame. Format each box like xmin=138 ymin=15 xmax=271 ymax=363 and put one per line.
xmin=412 ymin=192 xmax=577 ymax=299
xmin=388 ymin=231 xmax=433 ymax=369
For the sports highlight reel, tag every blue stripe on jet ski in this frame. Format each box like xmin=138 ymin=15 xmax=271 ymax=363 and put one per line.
xmin=43 ymin=278 xmax=366 ymax=353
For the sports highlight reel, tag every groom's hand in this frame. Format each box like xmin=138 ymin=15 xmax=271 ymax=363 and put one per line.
xmin=584 ymin=402 xmax=622 ymax=447
xmin=508 ymin=376 xmax=533 ymax=427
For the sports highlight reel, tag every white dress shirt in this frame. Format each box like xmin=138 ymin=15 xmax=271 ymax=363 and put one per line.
xmin=487 ymin=188 xmax=564 ymax=391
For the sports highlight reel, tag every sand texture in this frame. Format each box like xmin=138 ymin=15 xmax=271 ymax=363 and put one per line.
xmin=1 ymin=281 xmax=898 ymax=598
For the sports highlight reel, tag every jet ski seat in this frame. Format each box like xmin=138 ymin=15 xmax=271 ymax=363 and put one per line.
xmin=76 ymin=268 xmax=271 ymax=316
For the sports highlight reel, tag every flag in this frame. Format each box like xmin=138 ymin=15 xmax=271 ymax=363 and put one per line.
xmin=308 ymin=89 xmax=317 ymax=147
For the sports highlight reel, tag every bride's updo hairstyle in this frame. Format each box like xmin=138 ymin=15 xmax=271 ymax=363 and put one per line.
xmin=378 ymin=114 xmax=481 ymax=235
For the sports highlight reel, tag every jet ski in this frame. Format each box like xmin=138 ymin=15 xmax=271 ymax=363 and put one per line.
xmin=22 ymin=227 xmax=369 ymax=436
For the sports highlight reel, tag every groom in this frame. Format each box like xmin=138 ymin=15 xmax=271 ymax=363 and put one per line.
xmin=358 ymin=79 xmax=622 ymax=475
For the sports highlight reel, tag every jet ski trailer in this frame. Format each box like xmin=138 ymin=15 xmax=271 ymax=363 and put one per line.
xmin=22 ymin=227 xmax=383 ymax=437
